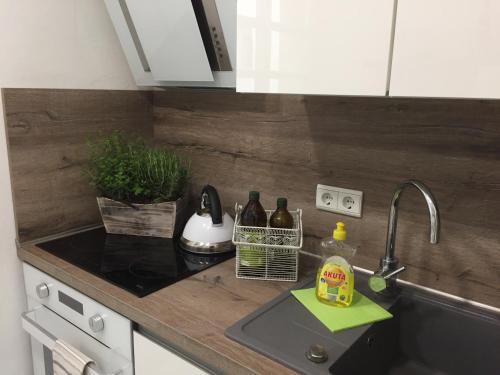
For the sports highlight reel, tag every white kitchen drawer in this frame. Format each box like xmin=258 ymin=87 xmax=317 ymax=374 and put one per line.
xmin=133 ymin=331 xmax=210 ymax=375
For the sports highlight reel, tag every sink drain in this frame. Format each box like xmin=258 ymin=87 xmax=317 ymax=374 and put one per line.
xmin=306 ymin=344 xmax=328 ymax=363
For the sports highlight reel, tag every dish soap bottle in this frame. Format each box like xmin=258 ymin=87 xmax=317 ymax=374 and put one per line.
xmin=315 ymin=222 xmax=356 ymax=307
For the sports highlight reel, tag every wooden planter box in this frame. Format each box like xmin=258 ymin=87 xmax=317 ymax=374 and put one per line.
xmin=97 ymin=196 xmax=187 ymax=238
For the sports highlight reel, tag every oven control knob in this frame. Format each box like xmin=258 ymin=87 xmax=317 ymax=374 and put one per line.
xmin=36 ymin=283 xmax=49 ymax=299
xmin=88 ymin=314 xmax=105 ymax=333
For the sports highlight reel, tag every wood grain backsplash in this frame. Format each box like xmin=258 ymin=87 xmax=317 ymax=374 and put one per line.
xmin=154 ymin=89 xmax=500 ymax=306
xmin=3 ymin=87 xmax=499 ymax=306
xmin=3 ymin=88 xmax=153 ymax=241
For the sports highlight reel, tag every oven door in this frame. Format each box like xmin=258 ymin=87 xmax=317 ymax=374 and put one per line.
xmin=22 ymin=305 xmax=132 ymax=375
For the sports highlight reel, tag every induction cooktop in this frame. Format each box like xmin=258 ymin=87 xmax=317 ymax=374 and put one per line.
xmin=38 ymin=228 xmax=234 ymax=297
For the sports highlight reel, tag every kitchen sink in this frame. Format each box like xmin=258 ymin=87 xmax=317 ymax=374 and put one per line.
xmin=330 ymin=289 xmax=500 ymax=375
xmin=226 ymin=271 xmax=500 ymax=375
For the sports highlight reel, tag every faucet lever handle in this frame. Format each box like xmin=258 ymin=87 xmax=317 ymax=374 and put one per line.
xmin=383 ymin=266 xmax=406 ymax=280
xmin=368 ymin=266 xmax=406 ymax=293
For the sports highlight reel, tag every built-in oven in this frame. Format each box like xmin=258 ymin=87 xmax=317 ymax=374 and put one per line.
xmin=22 ymin=263 xmax=133 ymax=375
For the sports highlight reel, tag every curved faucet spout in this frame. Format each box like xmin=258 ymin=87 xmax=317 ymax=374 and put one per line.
xmin=383 ymin=179 xmax=440 ymax=266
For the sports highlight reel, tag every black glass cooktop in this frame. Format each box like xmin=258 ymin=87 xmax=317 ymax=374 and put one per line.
xmin=38 ymin=228 xmax=234 ymax=297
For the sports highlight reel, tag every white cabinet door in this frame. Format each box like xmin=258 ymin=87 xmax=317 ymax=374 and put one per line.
xmin=236 ymin=0 xmax=396 ymax=96
xmin=390 ymin=0 xmax=500 ymax=99
xmin=133 ymin=331 xmax=210 ymax=375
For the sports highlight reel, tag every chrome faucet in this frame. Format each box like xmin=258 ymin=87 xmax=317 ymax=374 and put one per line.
xmin=369 ymin=180 xmax=440 ymax=295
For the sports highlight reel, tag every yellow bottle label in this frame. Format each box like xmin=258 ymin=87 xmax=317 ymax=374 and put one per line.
xmin=316 ymin=256 xmax=354 ymax=307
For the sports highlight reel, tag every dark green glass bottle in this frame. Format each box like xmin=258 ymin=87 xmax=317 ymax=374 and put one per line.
xmin=241 ymin=191 xmax=267 ymax=227
xmin=269 ymin=198 xmax=294 ymax=229
xmin=240 ymin=191 xmax=267 ymax=268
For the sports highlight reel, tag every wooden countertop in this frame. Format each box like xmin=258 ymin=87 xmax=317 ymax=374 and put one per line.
xmin=18 ymin=242 xmax=312 ymax=375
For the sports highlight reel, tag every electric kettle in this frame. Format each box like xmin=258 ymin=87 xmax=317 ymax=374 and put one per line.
xmin=180 ymin=185 xmax=234 ymax=254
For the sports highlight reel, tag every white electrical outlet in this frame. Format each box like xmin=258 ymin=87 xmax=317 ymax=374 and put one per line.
xmin=316 ymin=184 xmax=363 ymax=217
xmin=316 ymin=187 xmax=339 ymax=210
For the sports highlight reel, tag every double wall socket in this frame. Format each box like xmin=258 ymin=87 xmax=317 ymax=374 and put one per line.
xmin=316 ymin=184 xmax=363 ymax=217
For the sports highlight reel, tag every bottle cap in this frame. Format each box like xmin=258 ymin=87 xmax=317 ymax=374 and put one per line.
xmin=276 ymin=197 xmax=288 ymax=209
xmin=249 ymin=191 xmax=260 ymax=201
xmin=333 ymin=222 xmax=347 ymax=241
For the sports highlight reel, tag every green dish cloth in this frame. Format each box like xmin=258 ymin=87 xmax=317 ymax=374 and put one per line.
xmin=291 ymin=288 xmax=392 ymax=333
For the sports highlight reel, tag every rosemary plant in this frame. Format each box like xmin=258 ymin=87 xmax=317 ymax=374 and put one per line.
xmin=86 ymin=132 xmax=189 ymax=203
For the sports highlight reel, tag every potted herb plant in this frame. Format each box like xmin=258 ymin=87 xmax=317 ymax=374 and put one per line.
xmin=86 ymin=132 xmax=189 ymax=238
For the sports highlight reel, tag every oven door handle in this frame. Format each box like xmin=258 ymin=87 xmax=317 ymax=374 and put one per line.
xmin=21 ymin=307 xmax=122 ymax=375
xmin=22 ymin=308 xmax=57 ymax=350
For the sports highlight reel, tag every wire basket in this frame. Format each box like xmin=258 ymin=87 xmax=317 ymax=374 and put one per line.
xmin=232 ymin=203 xmax=303 ymax=282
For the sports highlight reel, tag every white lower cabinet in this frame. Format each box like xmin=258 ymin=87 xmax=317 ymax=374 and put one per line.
xmin=133 ymin=331 xmax=210 ymax=375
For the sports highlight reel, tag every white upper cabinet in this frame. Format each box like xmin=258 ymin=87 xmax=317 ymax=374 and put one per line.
xmin=104 ymin=0 xmax=236 ymax=87
xmin=390 ymin=0 xmax=500 ymax=99
xmin=236 ymin=0 xmax=396 ymax=96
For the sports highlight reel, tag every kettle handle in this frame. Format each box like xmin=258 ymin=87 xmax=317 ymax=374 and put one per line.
xmin=202 ymin=185 xmax=223 ymax=225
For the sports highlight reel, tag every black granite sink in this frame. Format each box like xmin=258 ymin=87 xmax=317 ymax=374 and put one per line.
xmin=226 ymin=271 xmax=500 ymax=375
xmin=330 ymin=289 xmax=500 ymax=375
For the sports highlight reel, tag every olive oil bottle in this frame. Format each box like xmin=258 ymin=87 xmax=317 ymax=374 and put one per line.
xmin=241 ymin=191 xmax=267 ymax=227
xmin=269 ymin=198 xmax=294 ymax=229
xmin=240 ymin=191 xmax=267 ymax=267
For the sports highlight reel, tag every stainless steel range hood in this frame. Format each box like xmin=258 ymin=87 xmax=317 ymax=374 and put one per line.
xmin=105 ymin=0 xmax=236 ymax=87
xmin=192 ymin=0 xmax=232 ymax=71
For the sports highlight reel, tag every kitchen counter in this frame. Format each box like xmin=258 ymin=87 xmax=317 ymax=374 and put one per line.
xmin=18 ymin=240 xmax=315 ymax=375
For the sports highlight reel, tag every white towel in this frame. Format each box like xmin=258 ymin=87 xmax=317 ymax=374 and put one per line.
xmin=53 ymin=340 xmax=95 ymax=375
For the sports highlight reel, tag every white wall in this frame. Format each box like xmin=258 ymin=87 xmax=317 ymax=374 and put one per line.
xmin=0 ymin=1 xmax=137 ymax=373
xmin=0 ymin=0 xmax=136 ymax=89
